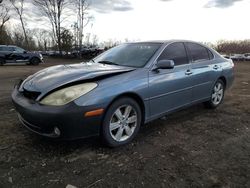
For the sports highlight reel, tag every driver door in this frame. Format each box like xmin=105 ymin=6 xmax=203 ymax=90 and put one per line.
xmin=148 ymin=42 xmax=193 ymax=119
xmin=12 ymin=47 xmax=27 ymax=62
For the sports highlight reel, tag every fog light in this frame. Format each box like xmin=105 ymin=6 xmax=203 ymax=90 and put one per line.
xmin=54 ymin=127 xmax=61 ymax=136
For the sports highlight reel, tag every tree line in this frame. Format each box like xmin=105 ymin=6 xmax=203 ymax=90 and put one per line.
xmin=1 ymin=0 xmax=250 ymax=54
xmin=214 ymin=40 xmax=250 ymax=54
xmin=0 ymin=0 xmax=94 ymax=53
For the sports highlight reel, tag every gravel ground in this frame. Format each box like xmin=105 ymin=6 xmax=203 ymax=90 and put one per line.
xmin=0 ymin=58 xmax=250 ymax=188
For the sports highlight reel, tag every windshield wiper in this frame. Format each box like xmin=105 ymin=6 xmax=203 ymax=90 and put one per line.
xmin=98 ymin=60 xmax=119 ymax=66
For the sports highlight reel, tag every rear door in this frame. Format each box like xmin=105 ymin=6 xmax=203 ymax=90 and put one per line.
xmin=185 ymin=42 xmax=215 ymax=102
xmin=148 ymin=42 xmax=193 ymax=119
xmin=3 ymin=46 xmax=15 ymax=62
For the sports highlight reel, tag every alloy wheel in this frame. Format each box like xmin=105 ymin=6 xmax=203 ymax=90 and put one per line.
xmin=109 ymin=105 xmax=137 ymax=142
xmin=212 ymin=82 xmax=224 ymax=105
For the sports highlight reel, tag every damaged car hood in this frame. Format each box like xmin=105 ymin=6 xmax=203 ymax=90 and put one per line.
xmin=20 ymin=62 xmax=135 ymax=97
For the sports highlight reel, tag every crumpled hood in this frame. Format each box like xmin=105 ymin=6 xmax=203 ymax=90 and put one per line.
xmin=20 ymin=62 xmax=135 ymax=96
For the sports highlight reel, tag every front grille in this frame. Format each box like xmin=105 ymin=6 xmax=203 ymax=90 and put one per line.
xmin=22 ymin=89 xmax=41 ymax=100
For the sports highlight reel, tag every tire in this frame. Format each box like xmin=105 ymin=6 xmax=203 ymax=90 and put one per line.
xmin=0 ymin=58 xmax=5 ymax=65
xmin=204 ymin=79 xmax=225 ymax=109
xmin=29 ymin=57 xmax=40 ymax=65
xmin=102 ymin=97 xmax=142 ymax=147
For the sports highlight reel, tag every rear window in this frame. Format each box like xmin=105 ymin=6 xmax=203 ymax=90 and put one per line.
xmin=186 ymin=42 xmax=210 ymax=62
xmin=14 ymin=47 xmax=25 ymax=53
xmin=0 ymin=46 xmax=13 ymax=51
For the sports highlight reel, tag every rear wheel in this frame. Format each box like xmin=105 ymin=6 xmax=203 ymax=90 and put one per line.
xmin=0 ymin=58 xmax=5 ymax=65
xmin=29 ymin=57 xmax=40 ymax=65
xmin=204 ymin=79 xmax=225 ymax=109
xmin=102 ymin=97 xmax=142 ymax=147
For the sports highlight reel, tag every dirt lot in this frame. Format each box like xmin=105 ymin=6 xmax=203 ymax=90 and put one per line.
xmin=0 ymin=58 xmax=250 ymax=188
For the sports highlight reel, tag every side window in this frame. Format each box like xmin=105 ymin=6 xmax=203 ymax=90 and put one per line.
xmin=158 ymin=42 xmax=188 ymax=66
xmin=9 ymin=47 xmax=15 ymax=52
xmin=1 ymin=47 xmax=11 ymax=51
xmin=15 ymin=47 xmax=25 ymax=53
xmin=3 ymin=47 xmax=14 ymax=51
xmin=207 ymin=49 xmax=214 ymax=59
xmin=186 ymin=42 xmax=210 ymax=62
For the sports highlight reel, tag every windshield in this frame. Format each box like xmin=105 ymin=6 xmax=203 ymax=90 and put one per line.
xmin=94 ymin=43 xmax=162 ymax=68
xmin=15 ymin=47 xmax=25 ymax=53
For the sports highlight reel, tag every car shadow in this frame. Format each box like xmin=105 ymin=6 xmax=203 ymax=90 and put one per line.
xmin=1 ymin=63 xmax=28 ymax=66
xmin=137 ymin=103 xmax=211 ymax=138
xmin=25 ymin=134 xmax=102 ymax=155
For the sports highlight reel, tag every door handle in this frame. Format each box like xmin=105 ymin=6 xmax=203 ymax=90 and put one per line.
xmin=213 ymin=65 xmax=219 ymax=70
xmin=185 ymin=70 xmax=193 ymax=75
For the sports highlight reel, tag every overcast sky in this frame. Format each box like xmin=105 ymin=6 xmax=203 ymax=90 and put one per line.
xmin=7 ymin=0 xmax=250 ymax=43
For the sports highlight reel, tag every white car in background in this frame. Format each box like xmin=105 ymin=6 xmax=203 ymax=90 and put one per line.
xmin=230 ymin=54 xmax=245 ymax=61
xmin=221 ymin=54 xmax=230 ymax=59
xmin=244 ymin=53 xmax=250 ymax=61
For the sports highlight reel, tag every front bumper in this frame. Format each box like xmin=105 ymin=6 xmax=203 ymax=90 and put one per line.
xmin=12 ymin=86 xmax=104 ymax=140
xmin=39 ymin=56 xmax=44 ymax=63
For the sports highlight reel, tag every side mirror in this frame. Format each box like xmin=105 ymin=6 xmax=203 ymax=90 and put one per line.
xmin=23 ymin=51 xmax=27 ymax=54
xmin=153 ymin=59 xmax=175 ymax=71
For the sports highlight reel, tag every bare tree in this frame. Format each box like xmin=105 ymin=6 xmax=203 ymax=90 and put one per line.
xmin=74 ymin=0 xmax=90 ymax=49
xmin=42 ymin=30 xmax=54 ymax=51
xmin=33 ymin=0 xmax=69 ymax=54
xmin=0 ymin=3 xmax=11 ymax=31
xmin=12 ymin=29 xmax=25 ymax=47
xmin=91 ymin=34 xmax=98 ymax=46
xmin=61 ymin=28 xmax=73 ymax=52
xmin=9 ymin=0 xmax=29 ymax=48
xmin=0 ymin=2 xmax=11 ymax=44
xmin=32 ymin=28 xmax=53 ymax=50
xmin=215 ymin=40 xmax=250 ymax=54
xmin=32 ymin=28 xmax=43 ymax=49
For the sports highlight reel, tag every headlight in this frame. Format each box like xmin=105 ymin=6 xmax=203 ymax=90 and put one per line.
xmin=40 ymin=83 xmax=97 ymax=106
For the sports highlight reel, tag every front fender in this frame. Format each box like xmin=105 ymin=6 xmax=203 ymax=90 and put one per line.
xmin=74 ymin=77 xmax=148 ymax=107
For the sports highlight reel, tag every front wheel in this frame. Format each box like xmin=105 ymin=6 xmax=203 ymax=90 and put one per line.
xmin=29 ymin=57 xmax=40 ymax=65
xmin=204 ymin=79 xmax=225 ymax=109
xmin=102 ymin=97 xmax=142 ymax=147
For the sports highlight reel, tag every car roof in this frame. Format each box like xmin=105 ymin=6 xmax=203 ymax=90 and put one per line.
xmin=0 ymin=45 xmax=17 ymax=47
xmin=129 ymin=40 xmax=207 ymax=46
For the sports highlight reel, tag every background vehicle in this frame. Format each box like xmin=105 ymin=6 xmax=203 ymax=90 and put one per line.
xmin=230 ymin=54 xmax=245 ymax=61
xmin=72 ymin=46 xmax=104 ymax=58
xmin=0 ymin=45 xmax=43 ymax=65
xmin=12 ymin=40 xmax=234 ymax=147
xmin=221 ymin=54 xmax=230 ymax=59
xmin=244 ymin=53 xmax=250 ymax=61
